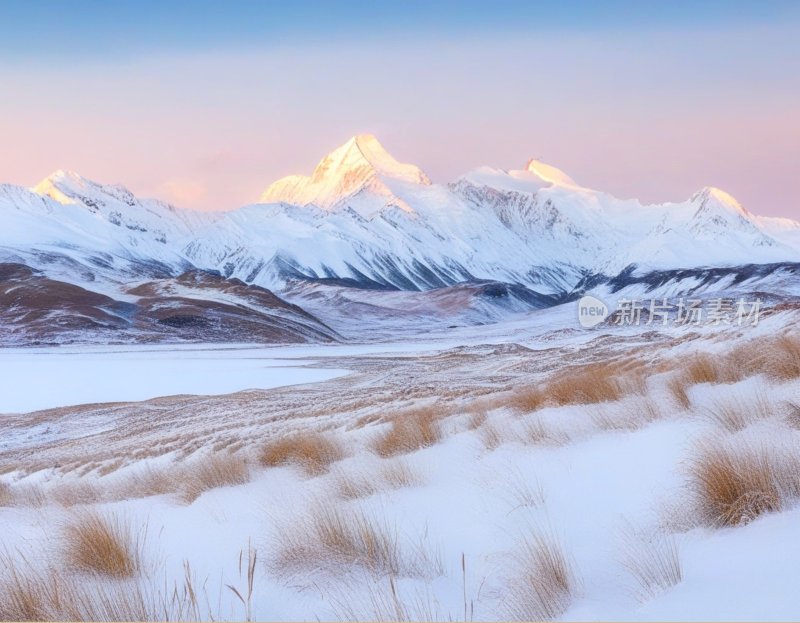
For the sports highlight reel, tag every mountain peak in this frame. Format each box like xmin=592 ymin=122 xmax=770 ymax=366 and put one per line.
xmin=310 ymin=135 xmax=430 ymax=187
xmin=33 ymin=170 xmax=139 ymax=208
xmin=32 ymin=170 xmax=89 ymax=205
xmin=260 ymin=135 xmax=430 ymax=213
xmin=691 ymin=186 xmax=752 ymax=218
xmin=525 ymin=158 xmax=579 ymax=187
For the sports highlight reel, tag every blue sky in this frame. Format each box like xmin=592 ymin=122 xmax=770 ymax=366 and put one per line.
xmin=1 ymin=1 xmax=799 ymax=217
xmin=4 ymin=1 xmax=798 ymax=59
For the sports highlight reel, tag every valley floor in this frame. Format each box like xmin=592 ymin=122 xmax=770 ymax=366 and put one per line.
xmin=1 ymin=305 xmax=799 ymax=621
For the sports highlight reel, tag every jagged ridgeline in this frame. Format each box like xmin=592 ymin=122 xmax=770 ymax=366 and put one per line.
xmin=1 ymin=135 xmax=799 ymax=344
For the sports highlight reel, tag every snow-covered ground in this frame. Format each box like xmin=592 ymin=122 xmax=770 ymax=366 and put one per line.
xmin=0 ymin=345 xmax=350 ymax=414
xmin=1 ymin=308 xmax=800 ymax=621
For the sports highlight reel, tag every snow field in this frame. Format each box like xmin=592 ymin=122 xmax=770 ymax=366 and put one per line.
xmin=1 ymin=332 xmax=800 ymax=620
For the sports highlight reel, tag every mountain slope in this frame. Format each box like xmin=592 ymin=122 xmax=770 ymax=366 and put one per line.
xmin=0 ymin=135 xmax=798 ymax=343
xmin=260 ymin=134 xmax=430 ymax=217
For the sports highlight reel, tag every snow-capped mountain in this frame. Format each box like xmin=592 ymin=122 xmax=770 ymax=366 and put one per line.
xmin=1 ymin=134 xmax=798 ymax=343
xmin=260 ymin=135 xmax=430 ymax=217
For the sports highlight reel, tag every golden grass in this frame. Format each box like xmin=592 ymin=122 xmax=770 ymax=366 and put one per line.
xmin=519 ymin=416 xmax=571 ymax=446
xmin=666 ymin=374 xmax=692 ymax=409
xmin=501 ymin=529 xmax=580 ymax=621
xmin=765 ymin=334 xmax=800 ymax=381
xmin=120 ymin=465 xmax=178 ymax=500
xmin=259 ymin=431 xmax=344 ymax=476
xmin=273 ymin=504 xmax=442 ymax=580
xmin=333 ymin=459 xmax=425 ymax=500
xmin=668 ymin=335 xmax=800 ymax=391
xmin=466 ymin=410 xmax=488 ymax=430
xmin=63 ymin=510 xmax=143 ymax=578
xmin=331 ymin=460 xmax=425 ymax=501
xmin=6 ymin=483 xmax=48 ymax=509
xmin=0 ymin=554 xmax=216 ymax=621
xmin=2 ymin=453 xmax=249 ymax=509
xmin=688 ymin=439 xmax=800 ymax=527
xmin=51 ymin=479 xmax=105 ymax=507
xmin=592 ymin=398 xmax=663 ymax=432
xmin=379 ymin=459 xmax=425 ymax=490
xmin=617 ymin=521 xmax=682 ymax=602
xmin=372 ymin=408 xmax=444 ymax=458
xmin=332 ymin=470 xmax=381 ymax=500
xmin=0 ymin=564 xmax=145 ymax=622
xmin=548 ymin=362 xmax=630 ymax=406
xmin=180 ymin=453 xmax=250 ymax=504
xmin=478 ymin=420 xmax=506 ymax=451
xmin=274 ymin=506 xmax=401 ymax=577
xmin=665 ymin=348 xmax=765 ymax=409
xmin=704 ymin=390 xmax=775 ymax=434
xmin=684 ymin=354 xmax=720 ymax=385
xmin=508 ymin=386 xmax=548 ymax=414
xmin=511 ymin=360 xmax=649 ymax=416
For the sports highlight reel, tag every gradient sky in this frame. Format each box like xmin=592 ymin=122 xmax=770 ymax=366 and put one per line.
xmin=1 ymin=1 xmax=799 ymax=217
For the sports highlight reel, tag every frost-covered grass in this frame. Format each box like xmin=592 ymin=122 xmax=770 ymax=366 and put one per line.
xmin=3 ymin=325 xmax=800 ymax=620
xmin=258 ymin=431 xmax=345 ymax=477
xmin=688 ymin=436 xmax=800 ymax=527
xmin=372 ymin=407 xmax=445 ymax=458
xmin=62 ymin=510 xmax=143 ymax=578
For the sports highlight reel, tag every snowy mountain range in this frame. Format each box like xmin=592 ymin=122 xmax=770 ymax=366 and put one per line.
xmin=1 ymin=135 xmax=799 ymax=343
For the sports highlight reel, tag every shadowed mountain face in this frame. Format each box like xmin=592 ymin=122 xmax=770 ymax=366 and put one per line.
xmin=1 ymin=135 xmax=799 ymax=344
xmin=0 ymin=264 xmax=339 ymax=346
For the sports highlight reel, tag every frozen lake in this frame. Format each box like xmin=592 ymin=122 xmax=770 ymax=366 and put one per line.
xmin=0 ymin=344 xmax=357 ymax=414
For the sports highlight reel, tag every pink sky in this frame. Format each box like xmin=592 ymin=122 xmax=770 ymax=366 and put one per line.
xmin=1 ymin=28 xmax=798 ymax=218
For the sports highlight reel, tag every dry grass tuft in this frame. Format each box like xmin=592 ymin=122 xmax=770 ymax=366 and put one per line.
xmin=684 ymin=354 xmax=720 ymax=385
xmin=0 ymin=482 xmax=10 ymax=507
xmin=495 ymin=466 xmax=546 ymax=511
xmin=8 ymin=483 xmax=48 ymax=508
xmin=666 ymin=374 xmax=692 ymax=410
xmin=332 ymin=577 xmax=449 ymax=622
xmin=333 ymin=459 xmax=425 ymax=500
xmin=332 ymin=470 xmax=381 ymax=500
xmin=665 ymin=337 xmax=800 ymax=389
xmin=119 ymin=465 xmax=178 ymax=500
xmin=259 ymin=431 xmax=344 ymax=476
xmin=501 ymin=529 xmax=581 ymax=621
xmin=380 ymin=459 xmax=426 ymax=490
xmin=63 ymin=510 xmax=143 ymax=578
xmin=466 ymin=410 xmax=488 ymax=430
xmin=592 ymin=398 xmax=663 ymax=432
xmin=372 ymin=408 xmax=444 ymax=458
xmin=512 ymin=360 xmax=648 ymax=415
xmin=478 ymin=420 xmax=506 ymax=451
xmin=704 ymin=390 xmax=775 ymax=434
xmin=180 ymin=453 xmax=251 ymax=504
xmin=509 ymin=386 xmax=548 ymax=414
xmin=519 ymin=415 xmax=571 ymax=447
xmin=784 ymin=401 xmax=800 ymax=429
xmin=546 ymin=363 xmax=624 ymax=406
xmin=273 ymin=505 xmax=441 ymax=580
xmin=51 ymin=480 xmax=105 ymax=507
xmin=617 ymin=521 xmax=682 ymax=602
xmin=766 ymin=334 xmax=800 ymax=381
xmin=0 ymin=553 xmax=218 ymax=621
xmin=666 ymin=349 xmax=765 ymax=408
xmin=688 ymin=438 xmax=800 ymax=527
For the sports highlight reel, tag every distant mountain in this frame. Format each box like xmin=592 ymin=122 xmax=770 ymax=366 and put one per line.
xmin=1 ymin=135 xmax=798 ymax=343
